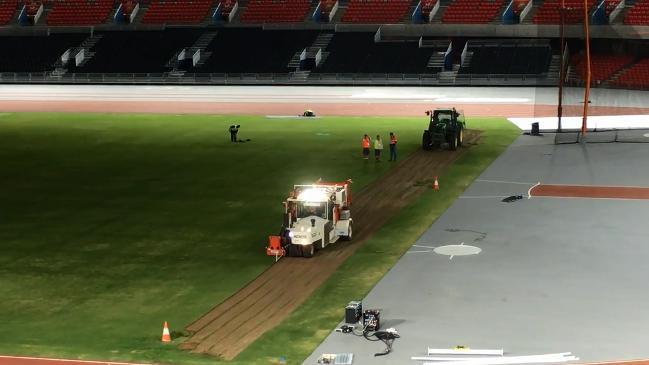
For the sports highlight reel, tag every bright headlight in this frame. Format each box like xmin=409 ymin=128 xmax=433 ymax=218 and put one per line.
xmin=288 ymin=231 xmax=294 ymax=238
xmin=300 ymin=227 xmax=304 ymax=232
xmin=307 ymin=228 xmax=311 ymax=233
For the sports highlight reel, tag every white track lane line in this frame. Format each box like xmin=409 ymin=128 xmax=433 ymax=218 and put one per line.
xmin=476 ymin=179 xmax=539 ymax=185
xmin=528 ymin=182 xmax=541 ymax=199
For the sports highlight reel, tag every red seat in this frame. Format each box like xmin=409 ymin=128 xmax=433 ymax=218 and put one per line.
xmin=341 ymin=0 xmax=412 ymax=24
xmin=441 ymin=0 xmax=505 ymax=24
xmin=610 ymin=59 xmax=649 ymax=89
xmin=141 ymin=0 xmax=214 ymax=24
xmin=240 ymin=0 xmax=310 ymax=23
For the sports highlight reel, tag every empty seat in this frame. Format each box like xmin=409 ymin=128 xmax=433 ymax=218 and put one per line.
xmin=141 ymin=0 xmax=214 ymax=24
xmin=442 ymin=0 xmax=504 ymax=24
xmin=341 ymin=0 xmax=412 ymax=24
xmin=46 ymin=0 xmax=113 ymax=26
xmin=610 ymin=59 xmax=649 ymax=89
xmin=0 ymin=0 xmax=16 ymax=25
xmin=240 ymin=0 xmax=311 ymax=23
xmin=573 ymin=54 xmax=633 ymax=85
xmin=532 ymin=0 xmax=596 ymax=24
xmin=624 ymin=0 xmax=649 ymax=25
xmin=459 ymin=43 xmax=552 ymax=74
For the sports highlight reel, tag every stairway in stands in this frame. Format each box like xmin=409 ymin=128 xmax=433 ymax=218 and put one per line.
xmin=520 ymin=0 xmax=542 ymax=23
xmin=51 ymin=34 xmax=103 ymax=77
xmin=287 ymin=32 xmax=334 ymax=75
xmin=426 ymin=52 xmax=446 ymax=71
xmin=168 ymin=31 xmax=219 ymax=75
xmin=546 ymin=54 xmax=561 ymax=82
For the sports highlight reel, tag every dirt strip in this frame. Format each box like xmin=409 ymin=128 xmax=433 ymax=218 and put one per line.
xmin=2 ymin=100 xmax=649 ymax=117
xmin=181 ymin=132 xmax=481 ymax=360
xmin=530 ymin=184 xmax=649 ymax=200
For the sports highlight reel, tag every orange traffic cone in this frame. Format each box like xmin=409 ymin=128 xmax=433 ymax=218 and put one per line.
xmin=161 ymin=321 xmax=171 ymax=343
xmin=433 ymin=176 xmax=439 ymax=191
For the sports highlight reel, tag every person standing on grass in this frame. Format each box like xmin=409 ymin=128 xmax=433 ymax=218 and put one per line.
xmin=361 ymin=134 xmax=371 ymax=159
xmin=229 ymin=124 xmax=240 ymax=142
xmin=374 ymin=135 xmax=384 ymax=162
xmin=389 ymin=132 xmax=397 ymax=161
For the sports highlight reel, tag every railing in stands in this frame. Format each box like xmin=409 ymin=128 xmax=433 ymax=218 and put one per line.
xmin=428 ymin=1 xmax=440 ymax=22
xmin=0 ymin=71 xmax=558 ymax=86
xmin=609 ymin=0 xmax=625 ymax=22
xmin=502 ymin=1 xmax=514 ymax=24
xmin=412 ymin=1 xmax=423 ymax=23
xmin=519 ymin=0 xmax=533 ymax=22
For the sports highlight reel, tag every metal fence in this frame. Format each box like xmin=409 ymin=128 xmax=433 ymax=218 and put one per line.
xmin=0 ymin=71 xmax=558 ymax=86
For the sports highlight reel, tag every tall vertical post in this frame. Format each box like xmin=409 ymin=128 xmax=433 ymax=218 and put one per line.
xmin=582 ymin=0 xmax=591 ymax=137
xmin=557 ymin=0 xmax=566 ymax=132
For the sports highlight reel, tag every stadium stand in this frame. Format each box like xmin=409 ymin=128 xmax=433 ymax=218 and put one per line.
xmin=141 ymin=0 xmax=214 ymax=24
xmin=341 ymin=0 xmax=412 ymax=24
xmin=195 ymin=28 xmax=318 ymax=73
xmin=420 ymin=0 xmax=438 ymax=19
xmin=624 ymin=0 xmax=649 ymax=25
xmin=0 ymin=0 xmax=16 ymax=25
xmin=459 ymin=41 xmax=552 ymax=74
xmin=533 ymin=0 xmax=596 ymax=23
xmin=74 ymin=29 xmax=203 ymax=73
xmin=46 ymin=0 xmax=113 ymax=26
xmin=240 ymin=0 xmax=311 ymax=23
xmin=573 ymin=54 xmax=634 ymax=85
xmin=115 ymin=0 xmax=138 ymax=22
xmin=604 ymin=0 xmax=621 ymax=16
xmin=0 ymin=34 xmax=87 ymax=72
xmin=313 ymin=32 xmax=435 ymax=73
xmin=441 ymin=0 xmax=505 ymax=24
xmin=610 ymin=59 xmax=649 ymax=89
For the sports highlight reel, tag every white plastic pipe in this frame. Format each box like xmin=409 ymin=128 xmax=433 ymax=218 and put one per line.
xmin=414 ymin=353 xmax=577 ymax=365
xmin=428 ymin=348 xmax=505 ymax=356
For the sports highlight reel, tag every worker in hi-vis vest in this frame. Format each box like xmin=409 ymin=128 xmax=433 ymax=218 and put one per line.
xmin=361 ymin=134 xmax=371 ymax=160
xmin=389 ymin=132 xmax=398 ymax=161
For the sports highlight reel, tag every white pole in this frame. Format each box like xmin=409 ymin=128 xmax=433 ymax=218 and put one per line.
xmin=413 ymin=353 xmax=578 ymax=365
xmin=428 ymin=348 xmax=505 ymax=356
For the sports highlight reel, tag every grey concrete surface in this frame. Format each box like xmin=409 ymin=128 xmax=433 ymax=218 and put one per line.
xmin=304 ymin=135 xmax=649 ymax=365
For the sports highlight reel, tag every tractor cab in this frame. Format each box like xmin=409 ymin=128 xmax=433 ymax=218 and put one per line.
xmin=423 ymin=108 xmax=466 ymax=151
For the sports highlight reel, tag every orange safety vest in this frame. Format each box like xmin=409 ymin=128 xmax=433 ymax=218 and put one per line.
xmin=361 ymin=137 xmax=370 ymax=148
xmin=390 ymin=135 xmax=397 ymax=144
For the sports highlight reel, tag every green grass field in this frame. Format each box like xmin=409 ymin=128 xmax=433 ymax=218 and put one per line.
xmin=0 ymin=112 xmax=518 ymax=364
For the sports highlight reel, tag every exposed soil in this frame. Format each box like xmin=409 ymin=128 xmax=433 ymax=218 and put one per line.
xmin=181 ymin=131 xmax=481 ymax=360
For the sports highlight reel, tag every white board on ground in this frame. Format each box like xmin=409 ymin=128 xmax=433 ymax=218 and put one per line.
xmin=413 ymin=353 xmax=578 ymax=365
xmin=427 ymin=348 xmax=505 ymax=356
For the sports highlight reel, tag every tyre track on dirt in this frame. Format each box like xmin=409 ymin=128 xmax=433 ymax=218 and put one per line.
xmin=182 ymin=131 xmax=481 ymax=360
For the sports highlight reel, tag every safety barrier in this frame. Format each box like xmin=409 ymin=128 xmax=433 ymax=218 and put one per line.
xmin=0 ymin=71 xmax=558 ymax=86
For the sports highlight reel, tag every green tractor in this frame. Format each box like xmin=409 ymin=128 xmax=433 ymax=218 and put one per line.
xmin=422 ymin=108 xmax=466 ymax=151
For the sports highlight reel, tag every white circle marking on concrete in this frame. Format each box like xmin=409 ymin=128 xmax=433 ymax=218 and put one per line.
xmin=434 ymin=244 xmax=481 ymax=257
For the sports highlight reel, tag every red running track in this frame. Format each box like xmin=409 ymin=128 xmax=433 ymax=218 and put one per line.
xmin=530 ymin=184 xmax=649 ymax=200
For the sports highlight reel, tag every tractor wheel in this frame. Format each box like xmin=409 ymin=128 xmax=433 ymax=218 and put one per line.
xmin=422 ymin=130 xmax=432 ymax=150
xmin=302 ymin=244 xmax=315 ymax=258
xmin=457 ymin=127 xmax=464 ymax=147
xmin=447 ymin=131 xmax=458 ymax=151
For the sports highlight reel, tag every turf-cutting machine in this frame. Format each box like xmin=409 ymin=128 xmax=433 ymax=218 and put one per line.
xmin=266 ymin=179 xmax=353 ymax=259
xmin=422 ymin=108 xmax=466 ymax=151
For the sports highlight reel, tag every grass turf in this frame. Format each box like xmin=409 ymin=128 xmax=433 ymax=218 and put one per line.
xmin=0 ymin=112 xmax=452 ymax=364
